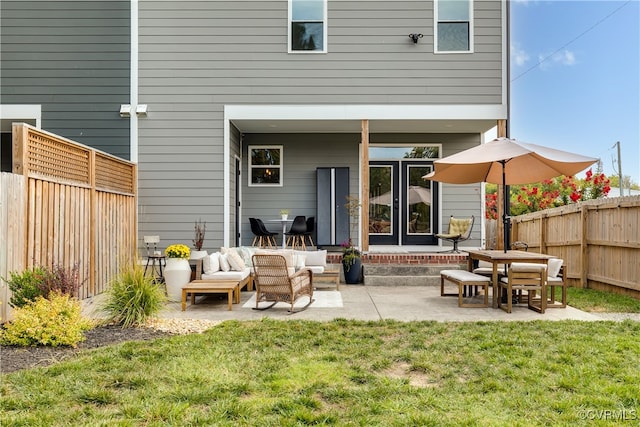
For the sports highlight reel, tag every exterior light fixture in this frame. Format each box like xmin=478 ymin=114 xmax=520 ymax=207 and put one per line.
xmin=136 ymin=104 xmax=148 ymax=117
xmin=119 ymin=104 xmax=131 ymax=117
xmin=409 ymin=33 xmax=423 ymax=44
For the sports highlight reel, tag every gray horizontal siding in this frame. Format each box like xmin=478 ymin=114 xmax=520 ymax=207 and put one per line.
xmin=239 ymin=133 xmax=360 ymax=247
xmin=137 ymin=0 xmax=503 ymax=248
xmin=0 ymin=0 xmax=131 ymax=158
xmin=139 ymin=0 xmax=503 ymax=106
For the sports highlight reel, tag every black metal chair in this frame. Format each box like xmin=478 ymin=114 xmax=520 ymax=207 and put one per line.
xmin=284 ymin=215 xmax=307 ymax=250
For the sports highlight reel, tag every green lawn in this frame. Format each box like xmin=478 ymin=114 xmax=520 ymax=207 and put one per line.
xmin=2 ymin=319 xmax=639 ymax=426
xmin=567 ymin=288 xmax=640 ymax=313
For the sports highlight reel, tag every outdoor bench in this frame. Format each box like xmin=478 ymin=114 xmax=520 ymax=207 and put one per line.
xmin=440 ymin=269 xmax=490 ymax=308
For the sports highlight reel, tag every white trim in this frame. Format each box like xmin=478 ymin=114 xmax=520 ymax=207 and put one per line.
xmin=502 ymin=0 xmax=508 ymax=111
xmin=225 ymin=104 xmax=506 ymax=121
xmin=0 ymin=105 xmax=42 ymax=130
xmin=247 ymin=145 xmax=284 ymax=187
xmin=130 ymin=0 xmax=139 ymax=163
xmin=288 ymin=0 xmax=328 ymax=54
xmin=223 ymin=118 xmax=230 ymax=247
xmin=434 ymin=0 xmax=474 ymax=54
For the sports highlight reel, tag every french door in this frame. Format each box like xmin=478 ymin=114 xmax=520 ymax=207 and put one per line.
xmin=369 ymin=161 xmax=438 ymax=245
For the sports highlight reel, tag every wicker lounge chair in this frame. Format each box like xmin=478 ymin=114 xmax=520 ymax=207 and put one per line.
xmin=251 ymin=254 xmax=314 ymax=313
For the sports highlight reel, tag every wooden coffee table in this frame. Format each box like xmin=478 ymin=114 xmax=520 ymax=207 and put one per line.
xmin=181 ymin=280 xmax=241 ymax=311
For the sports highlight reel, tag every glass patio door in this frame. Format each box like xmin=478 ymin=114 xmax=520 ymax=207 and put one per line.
xmin=369 ymin=161 xmax=438 ymax=246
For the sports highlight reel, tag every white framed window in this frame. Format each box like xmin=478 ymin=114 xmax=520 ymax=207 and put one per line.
xmin=288 ymin=0 xmax=327 ymax=53
xmin=434 ymin=0 xmax=473 ymax=53
xmin=248 ymin=145 xmax=283 ymax=187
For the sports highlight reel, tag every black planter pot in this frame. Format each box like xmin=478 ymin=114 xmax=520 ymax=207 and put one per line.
xmin=343 ymin=258 xmax=363 ymax=284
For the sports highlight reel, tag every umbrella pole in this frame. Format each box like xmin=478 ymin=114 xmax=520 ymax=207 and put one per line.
xmin=501 ymin=161 xmax=510 ymax=253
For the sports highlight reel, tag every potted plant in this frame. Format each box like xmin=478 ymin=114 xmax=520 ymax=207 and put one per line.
xmin=342 ymin=196 xmax=363 ymax=284
xmin=280 ymin=209 xmax=290 ymax=220
xmin=191 ymin=219 xmax=207 ymax=259
xmin=163 ymin=243 xmax=191 ymax=301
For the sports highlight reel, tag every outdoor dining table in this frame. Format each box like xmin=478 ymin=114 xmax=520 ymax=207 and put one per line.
xmin=465 ymin=249 xmax=556 ymax=309
xmin=267 ymin=218 xmax=294 ymax=248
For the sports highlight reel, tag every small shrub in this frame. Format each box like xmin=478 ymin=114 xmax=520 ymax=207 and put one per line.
xmin=42 ymin=264 xmax=81 ymax=298
xmin=4 ymin=264 xmax=81 ymax=308
xmin=102 ymin=262 xmax=167 ymax=327
xmin=0 ymin=291 xmax=93 ymax=347
xmin=5 ymin=266 xmax=49 ymax=308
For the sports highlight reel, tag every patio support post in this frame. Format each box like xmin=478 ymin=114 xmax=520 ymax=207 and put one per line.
xmin=361 ymin=119 xmax=369 ymax=252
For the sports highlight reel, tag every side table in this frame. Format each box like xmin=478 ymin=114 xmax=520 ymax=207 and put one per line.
xmin=145 ymin=255 xmax=166 ymax=283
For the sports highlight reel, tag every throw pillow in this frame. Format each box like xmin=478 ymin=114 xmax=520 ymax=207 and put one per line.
xmin=295 ymin=253 xmax=306 ymax=270
xmin=219 ymin=253 xmax=231 ymax=272
xmin=547 ymin=258 xmax=563 ymax=278
xmin=226 ymin=249 xmax=246 ymax=271
xmin=204 ymin=252 xmax=220 ymax=275
xmin=304 ymin=249 xmax=327 ymax=267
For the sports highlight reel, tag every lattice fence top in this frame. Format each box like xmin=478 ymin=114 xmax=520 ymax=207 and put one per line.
xmin=96 ymin=153 xmax=135 ymax=194
xmin=27 ymin=131 xmax=91 ymax=185
xmin=15 ymin=124 xmax=136 ymax=196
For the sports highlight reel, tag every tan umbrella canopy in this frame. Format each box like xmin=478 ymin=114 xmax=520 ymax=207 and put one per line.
xmin=423 ymin=137 xmax=598 ymax=251
xmin=370 ymin=185 xmax=431 ymax=206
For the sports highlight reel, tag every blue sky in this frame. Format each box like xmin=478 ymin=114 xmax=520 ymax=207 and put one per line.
xmin=506 ymin=0 xmax=639 ymax=185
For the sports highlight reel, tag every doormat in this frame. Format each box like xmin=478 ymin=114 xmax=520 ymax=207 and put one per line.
xmin=243 ymin=291 xmax=343 ymax=309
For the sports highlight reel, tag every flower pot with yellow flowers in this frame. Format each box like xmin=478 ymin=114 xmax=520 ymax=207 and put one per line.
xmin=163 ymin=243 xmax=191 ymax=301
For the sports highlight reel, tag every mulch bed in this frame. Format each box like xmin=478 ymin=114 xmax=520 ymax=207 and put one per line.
xmin=1 ymin=325 xmax=174 ymax=374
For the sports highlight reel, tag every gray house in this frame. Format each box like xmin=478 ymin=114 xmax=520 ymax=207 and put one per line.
xmin=1 ymin=0 xmax=508 ymax=252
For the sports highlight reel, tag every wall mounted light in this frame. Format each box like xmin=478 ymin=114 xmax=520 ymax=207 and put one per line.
xmin=409 ymin=33 xmax=423 ymax=44
xmin=136 ymin=104 xmax=148 ymax=117
xmin=119 ymin=104 xmax=131 ymax=117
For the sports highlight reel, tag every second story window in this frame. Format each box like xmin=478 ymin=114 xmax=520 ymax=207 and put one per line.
xmin=435 ymin=0 xmax=473 ymax=53
xmin=289 ymin=0 xmax=327 ymax=53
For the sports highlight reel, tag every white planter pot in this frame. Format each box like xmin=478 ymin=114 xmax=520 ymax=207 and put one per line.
xmin=281 ymin=214 xmax=288 ymax=221
xmin=164 ymin=258 xmax=191 ymax=302
xmin=190 ymin=250 xmax=208 ymax=260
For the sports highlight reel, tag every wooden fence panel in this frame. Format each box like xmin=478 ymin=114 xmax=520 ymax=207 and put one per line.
xmin=512 ymin=196 xmax=640 ymax=298
xmin=1 ymin=124 xmax=137 ymax=321
xmin=0 ymin=173 xmax=27 ymax=322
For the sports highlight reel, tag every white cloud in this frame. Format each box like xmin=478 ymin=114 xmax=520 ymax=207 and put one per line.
xmin=538 ymin=49 xmax=577 ymax=70
xmin=511 ymin=43 xmax=530 ymax=66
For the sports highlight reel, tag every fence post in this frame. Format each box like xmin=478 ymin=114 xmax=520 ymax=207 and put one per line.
xmin=89 ymin=151 xmax=96 ymax=296
xmin=580 ymin=205 xmax=588 ymax=288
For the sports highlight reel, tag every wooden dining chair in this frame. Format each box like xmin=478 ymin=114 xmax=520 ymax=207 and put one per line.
xmin=498 ymin=262 xmax=547 ymax=314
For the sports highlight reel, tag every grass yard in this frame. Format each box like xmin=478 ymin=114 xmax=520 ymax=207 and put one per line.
xmin=2 ymin=319 xmax=639 ymax=426
xmin=567 ymin=288 xmax=640 ymax=313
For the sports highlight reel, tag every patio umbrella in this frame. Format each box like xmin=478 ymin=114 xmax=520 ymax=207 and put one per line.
xmin=423 ymin=137 xmax=598 ymax=251
xmin=369 ymin=186 xmax=431 ymax=206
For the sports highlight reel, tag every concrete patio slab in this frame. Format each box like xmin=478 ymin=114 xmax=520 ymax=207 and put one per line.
xmin=82 ymin=285 xmax=604 ymax=323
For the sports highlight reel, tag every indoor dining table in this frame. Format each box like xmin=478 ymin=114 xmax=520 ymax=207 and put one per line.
xmin=466 ymin=249 xmax=556 ymax=309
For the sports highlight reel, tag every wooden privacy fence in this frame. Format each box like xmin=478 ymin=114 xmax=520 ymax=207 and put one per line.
xmin=511 ymin=195 xmax=640 ymax=298
xmin=0 ymin=123 xmax=137 ymax=321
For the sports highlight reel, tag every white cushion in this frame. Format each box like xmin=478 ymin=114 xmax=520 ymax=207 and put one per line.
xmin=304 ymin=249 xmax=327 ymax=267
xmin=547 ymin=258 xmax=563 ymax=278
xmin=256 ymin=249 xmax=295 ymax=269
xmin=295 ymin=253 xmax=307 ymax=270
xmin=510 ymin=262 xmax=547 ymax=273
xmin=219 ymin=253 xmax=231 ymax=272
xmin=201 ymin=268 xmax=250 ymax=281
xmin=203 ymin=252 xmax=220 ymax=275
xmin=223 ymin=248 xmax=246 ymax=271
xmin=306 ymin=265 xmax=325 ymax=274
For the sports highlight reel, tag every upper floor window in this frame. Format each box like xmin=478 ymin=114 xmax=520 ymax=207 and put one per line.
xmin=289 ymin=0 xmax=327 ymax=53
xmin=249 ymin=146 xmax=283 ymax=187
xmin=435 ymin=0 xmax=473 ymax=53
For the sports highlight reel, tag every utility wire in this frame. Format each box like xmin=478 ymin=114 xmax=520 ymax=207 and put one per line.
xmin=511 ymin=1 xmax=632 ymax=82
